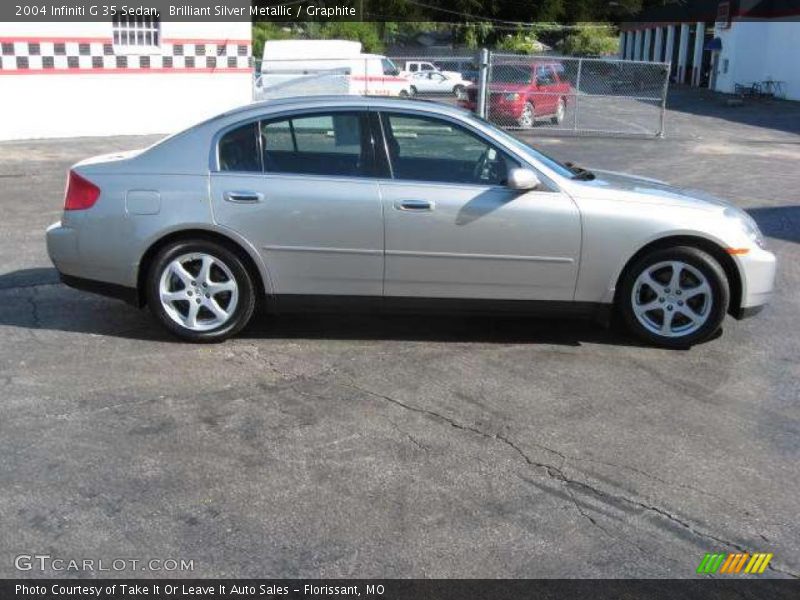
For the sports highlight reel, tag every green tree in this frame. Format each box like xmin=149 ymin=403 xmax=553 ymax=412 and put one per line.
xmin=559 ymin=24 xmax=619 ymax=56
xmin=458 ymin=21 xmax=494 ymax=49
xmin=252 ymin=22 xmax=294 ymax=60
xmin=317 ymin=22 xmax=385 ymax=53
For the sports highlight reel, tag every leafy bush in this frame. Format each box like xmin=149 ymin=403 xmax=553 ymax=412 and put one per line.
xmin=559 ymin=24 xmax=619 ymax=56
xmin=496 ymin=31 xmax=541 ymax=54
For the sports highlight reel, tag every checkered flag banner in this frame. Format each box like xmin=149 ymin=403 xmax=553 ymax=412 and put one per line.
xmin=0 ymin=39 xmax=253 ymax=74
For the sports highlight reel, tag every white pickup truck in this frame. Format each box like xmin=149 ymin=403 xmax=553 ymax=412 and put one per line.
xmin=400 ymin=60 xmax=462 ymax=80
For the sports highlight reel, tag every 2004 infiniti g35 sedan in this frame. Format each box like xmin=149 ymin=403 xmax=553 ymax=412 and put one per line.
xmin=46 ymin=96 xmax=776 ymax=347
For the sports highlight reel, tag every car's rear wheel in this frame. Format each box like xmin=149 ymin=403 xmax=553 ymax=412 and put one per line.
xmin=399 ymin=89 xmax=410 ymax=98
xmin=551 ymin=98 xmax=566 ymax=124
xmin=518 ymin=102 xmax=535 ymax=129
xmin=619 ymin=246 xmax=729 ymax=348
xmin=146 ymin=240 xmax=256 ymax=343
xmin=453 ymin=84 xmax=466 ymax=98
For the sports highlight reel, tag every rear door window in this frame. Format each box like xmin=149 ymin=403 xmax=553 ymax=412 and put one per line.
xmin=219 ymin=112 xmax=373 ymax=177
xmin=218 ymin=122 xmax=261 ymax=173
xmin=260 ymin=112 xmax=372 ymax=178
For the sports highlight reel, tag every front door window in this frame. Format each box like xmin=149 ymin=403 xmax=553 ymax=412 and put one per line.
xmin=381 ymin=113 xmax=517 ymax=185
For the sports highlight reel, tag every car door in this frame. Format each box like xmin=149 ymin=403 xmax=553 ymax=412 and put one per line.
xmin=210 ymin=109 xmax=384 ymax=298
xmin=411 ymin=72 xmax=433 ymax=93
xmin=428 ymin=72 xmax=449 ymax=93
xmin=376 ymin=111 xmax=581 ymax=301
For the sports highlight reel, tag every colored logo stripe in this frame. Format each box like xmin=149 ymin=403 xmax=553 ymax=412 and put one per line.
xmin=697 ymin=553 xmax=726 ymax=574
xmin=745 ymin=553 xmax=773 ymax=574
xmin=698 ymin=552 xmax=773 ymax=575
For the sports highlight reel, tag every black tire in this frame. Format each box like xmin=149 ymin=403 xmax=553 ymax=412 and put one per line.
xmin=146 ymin=240 xmax=257 ymax=343
xmin=551 ymin=98 xmax=566 ymax=124
xmin=453 ymin=84 xmax=465 ymax=98
xmin=619 ymin=246 xmax=729 ymax=348
xmin=399 ymin=89 xmax=410 ymax=98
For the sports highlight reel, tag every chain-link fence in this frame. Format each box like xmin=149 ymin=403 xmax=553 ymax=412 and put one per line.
xmin=482 ymin=53 xmax=670 ymax=136
xmin=252 ymin=51 xmax=670 ymax=137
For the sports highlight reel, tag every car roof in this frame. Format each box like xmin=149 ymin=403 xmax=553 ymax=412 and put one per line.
xmin=213 ymin=95 xmax=473 ymax=123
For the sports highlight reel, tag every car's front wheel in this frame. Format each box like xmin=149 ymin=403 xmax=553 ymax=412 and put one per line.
xmin=146 ymin=240 xmax=256 ymax=342
xmin=619 ymin=246 xmax=729 ymax=348
xmin=551 ymin=98 xmax=566 ymax=124
xmin=518 ymin=102 xmax=535 ymax=129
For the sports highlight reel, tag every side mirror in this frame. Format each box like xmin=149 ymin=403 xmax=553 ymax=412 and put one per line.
xmin=507 ymin=168 xmax=541 ymax=191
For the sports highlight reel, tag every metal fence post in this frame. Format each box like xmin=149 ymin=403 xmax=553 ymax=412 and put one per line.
xmin=477 ymin=48 xmax=490 ymax=119
xmin=573 ymin=58 xmax=582 ymax=131
xmin=657 ymin=61 xmax=671 ymax=137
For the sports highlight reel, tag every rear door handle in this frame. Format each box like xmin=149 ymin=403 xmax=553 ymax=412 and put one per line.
xmin=224 ymin=191 xmax=263 ymax=203
xmin=395 ymin=199 xmax=434 ymax=211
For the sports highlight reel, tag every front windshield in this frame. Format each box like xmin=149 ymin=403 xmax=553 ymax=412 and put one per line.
xmin=467 ymin=114 xmax=575 ymax=179
xmin=491 ymin=65 xmax=532 ymax=84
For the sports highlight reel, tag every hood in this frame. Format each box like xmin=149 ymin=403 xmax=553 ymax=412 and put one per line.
xmin=574 ymin=169 xmax=735 ymax=211
xmin=487 ymin=82 xmax=530 ymax=93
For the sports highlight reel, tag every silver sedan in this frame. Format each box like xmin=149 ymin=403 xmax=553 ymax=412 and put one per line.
xmin=46 ymin=96 xmax=776 ymax=347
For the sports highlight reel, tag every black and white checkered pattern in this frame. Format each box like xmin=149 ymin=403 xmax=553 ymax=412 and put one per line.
xmin=0 ymin=40 xmax=252 ymax=72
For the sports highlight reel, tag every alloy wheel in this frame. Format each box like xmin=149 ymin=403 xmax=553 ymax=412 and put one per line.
xmin=520 ymin=103 xmax=534 ymax=128
xmin=631 ymin=260 xmax=713 ymax=338
xmin=158 ymin=252 xmax=239 ymax=331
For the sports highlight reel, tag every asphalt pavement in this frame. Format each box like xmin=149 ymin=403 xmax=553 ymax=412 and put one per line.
xmin=0 ymin=88 xmax=798 ymax=578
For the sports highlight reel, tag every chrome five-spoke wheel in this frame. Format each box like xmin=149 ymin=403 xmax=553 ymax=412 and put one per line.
xmin=159 ymin=253 xmax=239 ymax=331
xmin=631 ymin=261 xmax=711 ymax=337
xmin=148 ymin=240 xmax=256 ymax=342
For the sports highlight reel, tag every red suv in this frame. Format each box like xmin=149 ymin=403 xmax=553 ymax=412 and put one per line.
xmin=462 ymin=62 xmax=571 ymax=128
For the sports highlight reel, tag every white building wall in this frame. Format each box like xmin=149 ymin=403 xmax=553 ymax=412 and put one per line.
xmin=713 ymin=20 xmax=800 ymax=101
xmin=0 ymin=21 xmax=252 ymax=140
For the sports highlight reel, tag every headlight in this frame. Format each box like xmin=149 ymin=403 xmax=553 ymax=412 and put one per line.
xmin=724 ymin=207 xmax=766 ymax=249
xmin=503 ymin=92 xmax=519 ymax=101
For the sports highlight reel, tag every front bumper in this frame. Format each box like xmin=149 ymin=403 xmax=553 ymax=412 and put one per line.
xmin=734 ymin=246 xmax=777 ymax=319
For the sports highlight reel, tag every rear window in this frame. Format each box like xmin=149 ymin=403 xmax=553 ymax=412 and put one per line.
xmin=492 ymin=65 xmax=532 ymax=84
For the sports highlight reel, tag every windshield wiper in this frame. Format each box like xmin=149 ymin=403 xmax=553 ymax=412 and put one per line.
xmin=565 ymin=161 xmax=595 ymax=181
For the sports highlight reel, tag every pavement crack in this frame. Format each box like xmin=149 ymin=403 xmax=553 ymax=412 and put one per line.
xmin=341 ymin=378 xmax=800 ymax=579
xmin=339 ymin=378 xmax=571 ymax=478
xmin=385 ymin=419 xmax=428 ymax=451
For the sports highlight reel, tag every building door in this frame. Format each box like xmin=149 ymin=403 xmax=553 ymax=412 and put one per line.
xmin=709 ymin=51 xmax=720 ymax=90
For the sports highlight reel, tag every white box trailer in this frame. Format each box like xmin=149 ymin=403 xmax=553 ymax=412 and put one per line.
xmin=257 ymin=39 xmax=411 ymax=99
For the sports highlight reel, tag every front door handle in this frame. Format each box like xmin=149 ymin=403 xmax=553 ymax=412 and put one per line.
xmin=396 ymin=199 xmax=434 ymax=211
xmin=224 ymin=191 xmax=263 ymax=203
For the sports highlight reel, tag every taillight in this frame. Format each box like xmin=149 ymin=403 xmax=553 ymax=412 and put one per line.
xmin=64 ymin=170 xmax=100 ymax=211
